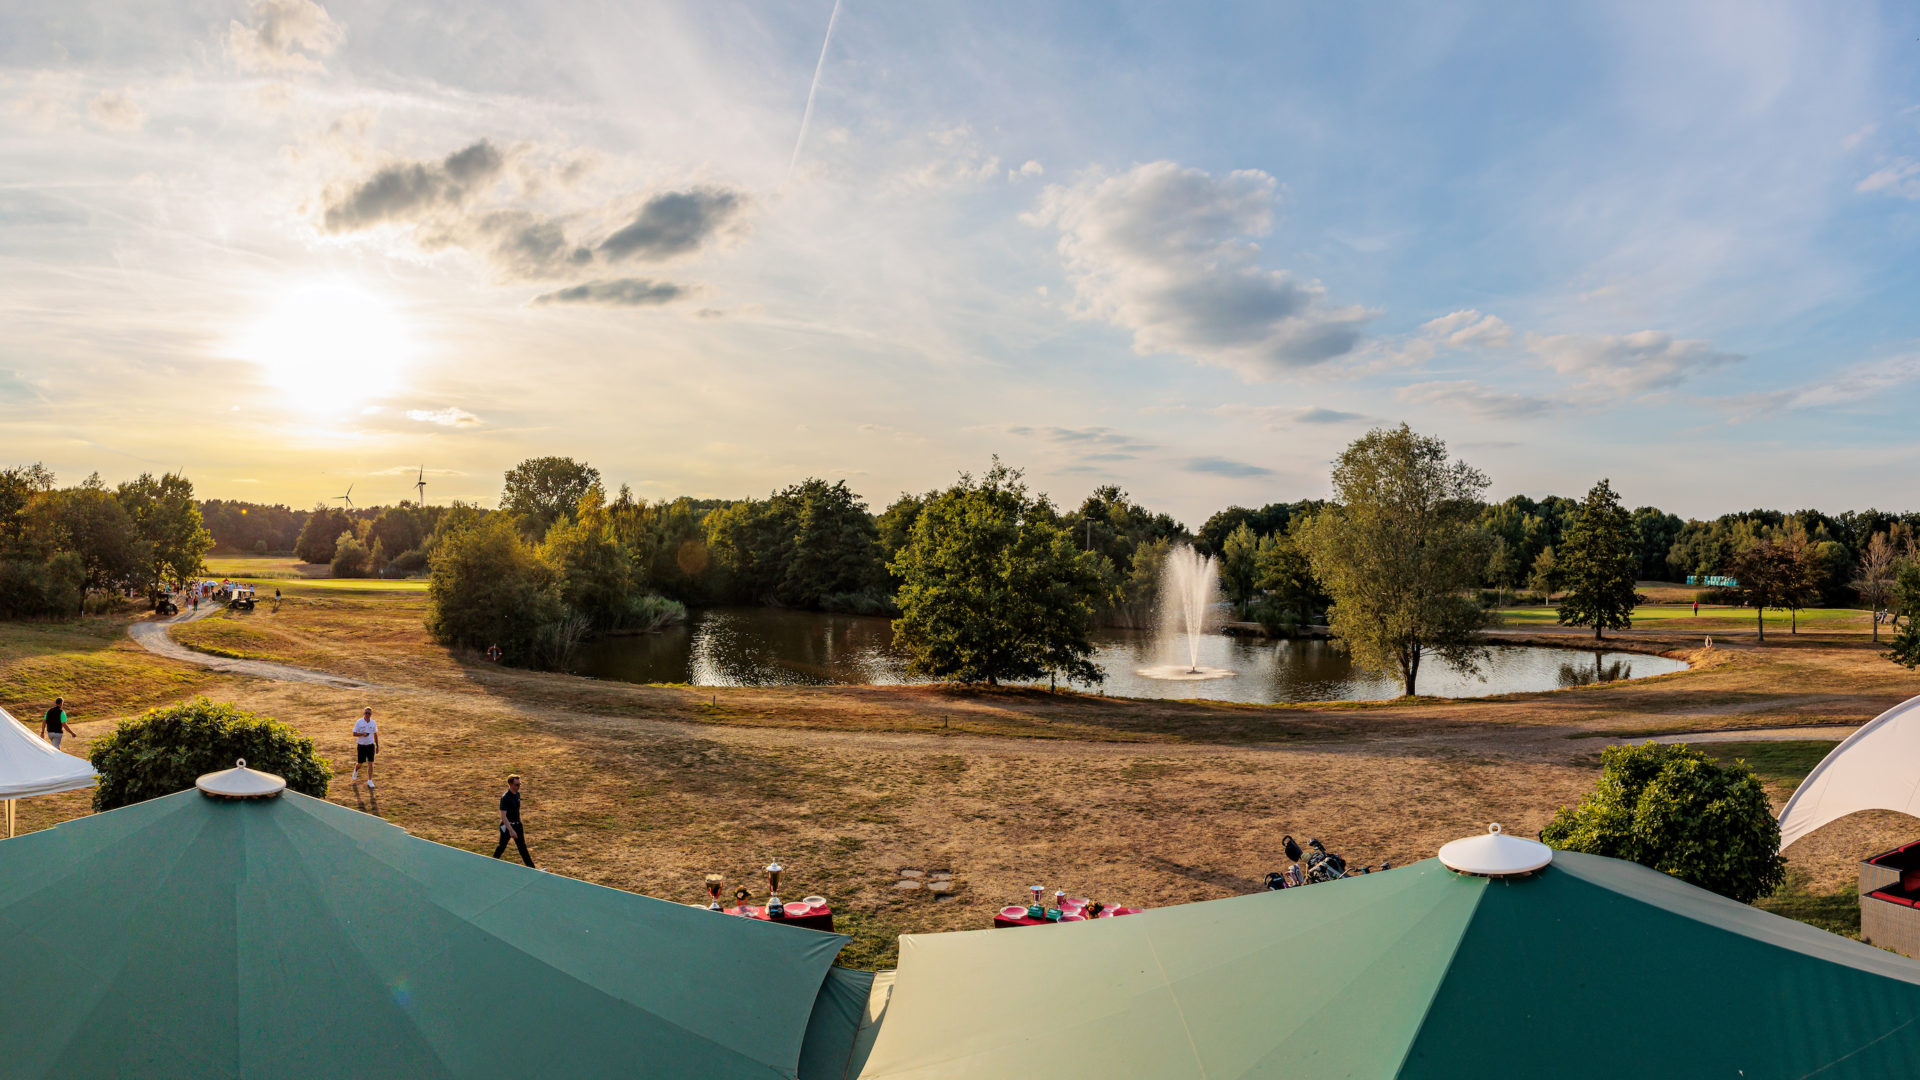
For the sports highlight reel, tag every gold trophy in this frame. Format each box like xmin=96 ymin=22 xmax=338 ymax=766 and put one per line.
xmin=766 ymin=861 xmax=785 ymax=918
xmin=705 ymin=874 xmax=725 ymax=911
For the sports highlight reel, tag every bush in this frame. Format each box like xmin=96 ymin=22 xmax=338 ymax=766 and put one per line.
xmin=427 ymin=518 xmax=568 ymax=666
xmin=625 ymin=592 xmax=687 ymax=631
xmin=385 ymin=547 xmax=430 ymax=576
xmin=331 ymin=532 xmax=371 ymax=578
xmin=0 ymin=554 xmax=84 ymax=618
xmin=1541 ymin=742 xmax=1785 ymax=903
xmin=88 ymin=697 xmax=331 ymax=811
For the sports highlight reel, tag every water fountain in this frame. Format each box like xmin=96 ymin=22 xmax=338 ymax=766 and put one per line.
xmin=1136 ymin=543 xmax=1236 ymax=681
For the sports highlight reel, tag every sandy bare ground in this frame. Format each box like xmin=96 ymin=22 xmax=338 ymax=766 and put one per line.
xmin=128 ymin=604 xmax=370 ymax=690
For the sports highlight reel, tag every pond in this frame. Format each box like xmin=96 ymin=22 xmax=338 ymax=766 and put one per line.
xmin=566 ymin=607 xmax=1689 ymax=703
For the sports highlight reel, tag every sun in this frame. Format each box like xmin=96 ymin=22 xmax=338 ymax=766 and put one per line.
xmin=234 ymin=282 xmax=417 ymax=414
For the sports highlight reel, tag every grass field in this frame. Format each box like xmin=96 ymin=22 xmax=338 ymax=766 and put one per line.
xmin=6 ymin=580 xmax=1917 ymax=966
xmin=203 ymin=554 xmax=429 ymax=593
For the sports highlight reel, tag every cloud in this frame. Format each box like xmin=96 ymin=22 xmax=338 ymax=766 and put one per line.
xmin=1397 ymin=380 xmax=1560 ymax=420
xmin=1420 ymin=309 xmax=1512 ymax=349
xmin=531 ymin=278 xmax=689 ymax=307
xmin=1721 ymin=352 xmax=1920 ymax=420
xmin=405 ymin=407 xmax=482 ymax=427
xmin=1858 ymin=159 xmax=1920 ymax=200
xmin=321 ymin=141 xmax=506 ymax=232
xmin=1004 ymin=425 xmax=1160 ymax=454
xmin=1524 ymin=331 xmax=1740 ymax=392
xmin=1184 ymin=456 xmax=1275 ymax=478
xmin=1841 ymin=124 xmax=1878 ymax=151
xmin=88 ymin=89 xmax=145 ymax=132
xmin=597 ymin=189 xmax=744 ymax=261
xmin=225 ymin=0 xmax=344 ymax=73
xmin=1028 ymin=161 xmax=1372 ymax=378
xmin=1211 ymin=404 xmax=1367 ymax=429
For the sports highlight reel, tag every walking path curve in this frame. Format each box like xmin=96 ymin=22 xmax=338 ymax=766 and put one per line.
xmin=127 ymin=603 xmax=371 ymax=691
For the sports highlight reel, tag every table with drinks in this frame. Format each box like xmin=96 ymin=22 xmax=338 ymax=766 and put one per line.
xmin=994 ymin=887 xmax=1143 ymax=928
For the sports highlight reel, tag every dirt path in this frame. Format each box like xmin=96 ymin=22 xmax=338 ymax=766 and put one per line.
xmin=127 ymin=605 xmax=371 ymax=691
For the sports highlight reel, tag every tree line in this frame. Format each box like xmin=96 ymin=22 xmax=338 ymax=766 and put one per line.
xmin=0 ymin=465 xmax=212 ymax=617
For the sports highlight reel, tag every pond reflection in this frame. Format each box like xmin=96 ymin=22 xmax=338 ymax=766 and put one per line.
xmin=566 ymin=607 xmax=1688 ymax=703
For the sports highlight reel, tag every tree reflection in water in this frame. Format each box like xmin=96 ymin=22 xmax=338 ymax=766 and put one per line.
xmin=1557 ymin=654 xmax=1632 ymax=687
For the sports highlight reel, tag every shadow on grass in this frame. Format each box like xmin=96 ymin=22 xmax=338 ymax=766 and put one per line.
xmin=1697 ymin=740 xmax=1840 ymax=793
xmin=1755 ymin=871 xmax=1860 ymax=939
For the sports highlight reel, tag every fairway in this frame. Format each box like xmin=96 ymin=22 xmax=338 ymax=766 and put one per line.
xmin=203 ymin=554 xmax=429 ymax=593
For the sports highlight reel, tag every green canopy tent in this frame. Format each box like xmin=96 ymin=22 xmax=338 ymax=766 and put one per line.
xmin=855 ymin=840 xmax=1920 ymax=1079
xmin=0 ymin=765 xmax=846 ymax=1079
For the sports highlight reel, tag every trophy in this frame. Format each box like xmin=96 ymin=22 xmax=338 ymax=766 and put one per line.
xmin=705 ymin=874 xmax=725 ymax=911
xmin=1028 ymin=884 xmax=1044 ymax=919
xmin=766 ymin=861 xmax=785 ymax=918
xmin=732 ymin=885 xmax=750 ymax=914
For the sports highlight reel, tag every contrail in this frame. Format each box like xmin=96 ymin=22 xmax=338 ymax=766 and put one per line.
xmin=785 ymin=0 xmax=843 ymax=185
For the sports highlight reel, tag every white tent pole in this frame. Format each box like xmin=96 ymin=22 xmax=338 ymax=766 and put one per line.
xmin=7 ymin=799 xmax=13 ymax=839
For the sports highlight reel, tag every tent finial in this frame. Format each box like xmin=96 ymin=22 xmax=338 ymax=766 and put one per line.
xmin=197 ymin=761 xmax=286 ymax=800
xmin=1438 ymin=822 xmax=1552 ymax=877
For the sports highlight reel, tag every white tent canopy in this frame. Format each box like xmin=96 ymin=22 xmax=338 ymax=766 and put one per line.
xmin=1778 ymin=693 xmax=1920 ymax=848
xmin=0 ymin=706 xmax=96 ymax=800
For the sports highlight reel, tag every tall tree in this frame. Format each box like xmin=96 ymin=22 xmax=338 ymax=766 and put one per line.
xmin=1855 ymin=532 xmax=1898 ymax=643
xmin=500 ymin=457 xmax=601 ymax=535
xmin=1556 ymin=479 xmax=1644 ymax=640
xmin=1486 ymin=535 xmax=1519 ymax=609
xmin=294 ymin=505 xmax=352 ymax=564
xmin=116 ymin=472 xmax=213 ymax=591
xmin=1218 ymin=523 xmax=1261 ymax=612
xmin=1296 ymin=425 xmax=1491 ymax=697
xmin=1729 ymin=540 xmax=1799 ymax=642
xmin=890 ymin=461 xmax=1106 ymax=686
xmin=1529 ymin=544 xmax=1559 ymax=603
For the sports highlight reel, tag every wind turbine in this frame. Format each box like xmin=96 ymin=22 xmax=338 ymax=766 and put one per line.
xmin=413 ymin=466 xmax=427 ymax=505
xmin=332 ymin=484 xmax=354 ymax=509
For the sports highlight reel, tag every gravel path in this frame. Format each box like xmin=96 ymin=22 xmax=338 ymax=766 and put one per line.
xmin=127 ymin=603 xmax=371 ymax=691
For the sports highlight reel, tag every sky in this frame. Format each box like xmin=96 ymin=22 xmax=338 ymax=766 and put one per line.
xmin=4 ymin=0 xmax=1919 ymax=526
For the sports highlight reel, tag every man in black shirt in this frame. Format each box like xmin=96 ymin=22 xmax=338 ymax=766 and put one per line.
xmin=41 ymin=698 xmax=75 ymax=748
xmin=492 ymin=774 xmax=533 ymax=867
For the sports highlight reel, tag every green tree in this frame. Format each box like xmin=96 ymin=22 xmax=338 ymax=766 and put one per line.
xmin=1730 ymin=539 xmax=1800 ymax=642
xmin=890 ymin=461 xmax=1106 ymax=686
xmin=426 ymin=517 xmax=568 ymax=666
xmin=1529 ymin=544 xmax=1559 ymax=603
xmin=1296 ymin=425 xmax=1491 ymax=697
xmin=500 ymin=456 xmax=601 ymax=535
xmin=294 ymin=505 xmax=352 ymax=564
xmin=540 ymin=485 xmax=636 ymax=628
xmin=1555 ymin=479 xmax=1644 ymax=640
xmin=115 ymin=472 xmax=213 ymax=592
xmin=330 ymin=532 xmax=371 ymax=578
xmin=28 ymin=482 xmax=145 ymax=603
xmin=1541 ymin=742 xmax=1786 ymax=904
xmin=1249 ymin=529 xmax=1325 ymax=631
xmin=875 ymin=493 xmax=925 ymax=586
xmin=1486 ymin=535 xmax=1519 ymax=608
xmin=88 ymin=698 xmax=331 ymax=811
xmin=1218 ymin=522 xmax=1261 ymax=612
xmin=1885 ymin=561 xmax=1920 ymax=667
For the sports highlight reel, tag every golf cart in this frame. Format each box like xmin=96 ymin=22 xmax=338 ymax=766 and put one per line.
xmin=152 ymin=592 xmax=178 ymax=616
xmin=227 ymin=585 xmax=256 ymax=611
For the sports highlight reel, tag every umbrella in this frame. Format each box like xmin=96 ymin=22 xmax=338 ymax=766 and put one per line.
xmin=855 ymin=839 xmax=1920 ymax=1078
xmin=0 ymin=705 xmax=96 ymax=836
xmin=0 ymin=767 xmax=846 ymax=1078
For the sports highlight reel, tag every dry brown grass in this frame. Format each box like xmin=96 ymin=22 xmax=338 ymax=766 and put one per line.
xmin=12 ymin=592 xmax=1920 ymax=967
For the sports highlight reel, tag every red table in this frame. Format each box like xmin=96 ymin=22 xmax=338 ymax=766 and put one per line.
xmin=994 ymin=902 xmax=1142 ymax=928
xmin=725 ymin=903 xmax=835 ymax=932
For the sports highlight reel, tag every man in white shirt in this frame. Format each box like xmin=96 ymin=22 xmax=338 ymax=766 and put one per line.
xmin=351 ymin=707 xmax=380 ymax=789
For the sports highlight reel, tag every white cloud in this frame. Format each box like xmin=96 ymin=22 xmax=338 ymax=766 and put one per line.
xmin=1721 ymin=353 xmax=1920 ymax=420
xmin=1027 ymin=161 xmax=1372 ymax=379
xmin=225 ymin=0 xmax=344 ymax=74
xmin=1211 ymin=404 xmax=1367 ymax=429
xmin=1524 ymin=330 xmax=1739 ymax=393
xmin=1397 ymin=380 xmax=1560 ymax=420
xmin=1841 ymin=124 xmax=1877 ymax=151
xmin=1420 ymin=309 xmax=1512 ymax=349
xmin=87 ymin=89 xmax=145 ymax=132
xmin=1858 ymin=159 xmax=1920 ymax=200
xmin=405 ymin=407 xmax=482 ymax=427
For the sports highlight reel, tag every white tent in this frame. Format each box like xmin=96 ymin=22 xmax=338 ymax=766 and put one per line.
xmin=0 ymin=706 xmax=96 ymax=836
xmin=1778 ymin=693 xmax=1920 ymax=848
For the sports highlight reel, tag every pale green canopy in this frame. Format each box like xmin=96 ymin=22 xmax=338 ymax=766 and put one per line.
xmin=0 ymin=787 xmax=845 ymax=1078
xmin=855 ymin=852 xmax=1920 ymax=1079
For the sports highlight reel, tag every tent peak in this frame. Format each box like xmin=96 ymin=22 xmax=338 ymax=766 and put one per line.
xmin=196 ymin=759 xmax=287 ymax=800
xmin=1438 ymin=822 xmax=1552 ymax=877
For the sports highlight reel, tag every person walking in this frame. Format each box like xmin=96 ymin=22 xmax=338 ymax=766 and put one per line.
xmin=351 ymin=707 xmax=379 ymax=790
xmin=40 ymin=698 xmax=74 ymax=748
xmin=492 ymin=775 xmax=534 ymax=867
xmin=1693 ymin=599 xmax=1699 ymax=616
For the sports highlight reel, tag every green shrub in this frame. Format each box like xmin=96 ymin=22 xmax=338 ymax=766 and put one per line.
xmin=0 ymin=553 xmax=84 ymax=618
xmin=331 ymin=532 xmax=371 ymax=578
xmin=1541 ymin=742 xmax=1785 ymax=903
xmin=88 ymin=697 xmax=331 ymax=811
xmin=427 ymin=518 xmax=568 ymax=666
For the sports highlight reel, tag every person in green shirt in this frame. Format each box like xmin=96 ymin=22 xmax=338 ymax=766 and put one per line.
xmin=41 ymin=698 xmax=75 ymax=748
